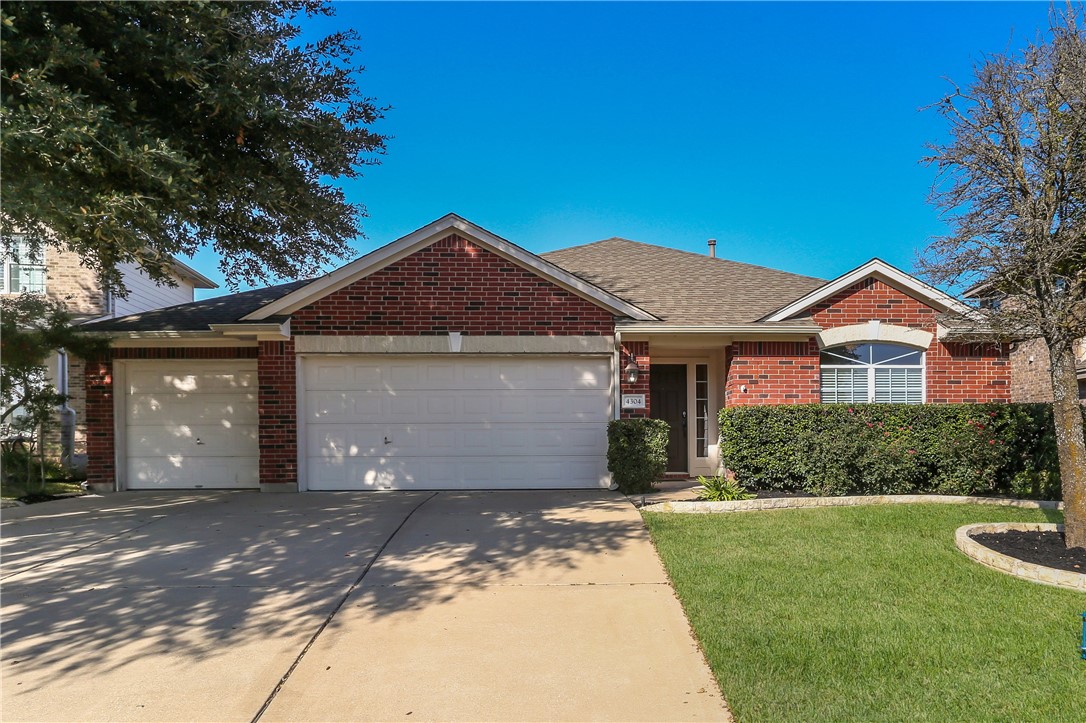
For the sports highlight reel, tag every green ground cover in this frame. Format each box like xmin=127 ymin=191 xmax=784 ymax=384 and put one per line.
xmin=644 ymin=505 xmax=1085 ymax=722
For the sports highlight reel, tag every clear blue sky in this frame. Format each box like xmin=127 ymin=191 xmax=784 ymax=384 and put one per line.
xmin=190 ymin=1 xmax=1058 ymax=300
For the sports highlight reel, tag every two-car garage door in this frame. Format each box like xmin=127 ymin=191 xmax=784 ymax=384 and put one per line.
xmin=302 ymin=356 xmax=611 ymax=490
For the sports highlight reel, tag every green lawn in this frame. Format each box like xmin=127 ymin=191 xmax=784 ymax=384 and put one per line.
xmin=0 ymin=479 xmax=84 ymax=501
xmin=643 ymin=505 xmax=1085 ymax=722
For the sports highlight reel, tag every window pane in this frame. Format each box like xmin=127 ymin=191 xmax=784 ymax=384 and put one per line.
xmin=870 ymin=344 xmax=922 ymax=365
xmin=820 ymin=345 xmax=866 ymax=365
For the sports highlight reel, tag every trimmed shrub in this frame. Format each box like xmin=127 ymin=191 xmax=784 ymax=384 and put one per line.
xmin=607 ymin=418 xmax=669 ymax=494
xmin=719 ymin=403 xmax=1083 ymax=499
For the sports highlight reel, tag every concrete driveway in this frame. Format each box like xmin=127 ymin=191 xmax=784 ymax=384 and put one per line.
xmin=1 ymin=490 xmax=729 ymax=722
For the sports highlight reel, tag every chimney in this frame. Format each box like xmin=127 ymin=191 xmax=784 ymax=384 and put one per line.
xmin=707 ymin=238 xmax=717 ymax=258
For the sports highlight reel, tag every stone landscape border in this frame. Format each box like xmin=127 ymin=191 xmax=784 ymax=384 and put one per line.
xmin=955 ymin=522 xmax=1085 ymax=592
xmin=640 ymin=494 xmax=1062 ymax=514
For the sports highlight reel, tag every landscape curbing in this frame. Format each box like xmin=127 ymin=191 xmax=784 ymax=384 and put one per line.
xmin=955 ymin=522 xmax=1086 ymax=592
xmin=639 ymin=494 xmax=1063 ymax=514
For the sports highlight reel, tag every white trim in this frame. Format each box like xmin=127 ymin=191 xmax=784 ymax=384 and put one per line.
xmin=208 ymin=321 xmax=291 ymax=341
xmin=242 ymin=214 xmax=657 ymax=321
xmin=816 ymin=322 xmax=933 ymax=350
xmin=762 ymin=258 xmax=977 ymax=322
xmin=293 ymin=334 xmax=615 ymax=355
xmin=167 ymin=257 xmax=217 ymax=289
xmin=616 ymin=323 xmax=818 ymax=334
xmin=113 ymin=360 xmax=128 ymax=492
xmin=296 ymin=353 xmax=307 ymax=492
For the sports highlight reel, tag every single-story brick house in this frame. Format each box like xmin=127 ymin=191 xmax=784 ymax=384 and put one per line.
xmin=81 ymin=214 xmax=1009 ymax=492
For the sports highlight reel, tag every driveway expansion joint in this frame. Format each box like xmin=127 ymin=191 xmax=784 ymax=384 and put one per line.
xmin=249 ymin=491 xmax=439 ymax=723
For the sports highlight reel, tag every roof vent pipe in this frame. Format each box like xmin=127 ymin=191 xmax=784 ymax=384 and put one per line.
xmin=707 ymin=239 xmax=717 ymax=258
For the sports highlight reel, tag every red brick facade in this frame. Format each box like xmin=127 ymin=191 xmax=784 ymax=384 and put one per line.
xmin=619 ymin=341 xmax=650 ymax=418
xmin=258 ymin=340 xmax=297 ymax=487
xmin=725 ymin=341 xmax=820 ymax=406
xmin=291 ymin=234 xmax=614 ymax=337
xmin=722 ymin=278 xmax=1010 ymax=407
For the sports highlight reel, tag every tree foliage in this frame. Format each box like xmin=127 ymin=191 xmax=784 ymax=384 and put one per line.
xmin=0 ymin=1 xmax=387 ymax=293
xmin=920 ymin=5 xmax=1086 ymax=548
xmin=0 ymin=293 xmax=106 ymax=432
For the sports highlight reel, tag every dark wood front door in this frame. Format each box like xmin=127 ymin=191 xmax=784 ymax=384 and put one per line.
xmin=650 ymin=364 xmax=687 ymax=473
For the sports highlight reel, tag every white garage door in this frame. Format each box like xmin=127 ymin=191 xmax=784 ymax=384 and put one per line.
xmin=123 ymin=361 xmax=259 ymax=489
xmin=303 ymin=356 xmax=612 ymax=490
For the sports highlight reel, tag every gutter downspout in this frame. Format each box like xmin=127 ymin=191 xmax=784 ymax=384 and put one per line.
xmin=57 ymin=350 xmax=76 ymax=469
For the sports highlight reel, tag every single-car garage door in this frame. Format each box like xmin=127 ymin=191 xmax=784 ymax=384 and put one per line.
xmin=122 ymin=361 xmax=259 ymax=489
xmin=303 ymin=356 xmax=611 ymax=490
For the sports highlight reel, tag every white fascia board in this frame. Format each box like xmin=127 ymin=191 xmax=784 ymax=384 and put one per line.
xmin=168 ymin=257 xmax=218 ymax=289
xmin=241 ymin=214 xmax=658 ymax=322
xmin=615 ymin=323 xmax=820 ymax=334
xmin=209 ymin=321 xmax=291 ymax=340
xmin=762 ymin=258 xmax=978 ymax=322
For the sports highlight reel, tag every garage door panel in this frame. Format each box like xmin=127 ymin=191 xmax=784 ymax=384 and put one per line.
xmin=127 ymin=393 xmax=258 ymax=425
xmin=128 ymin=423 xmax=258 ymax=456
xmin=307 ymin=423 xmax=605 ymax=458
xmin=307 ymin=455 xmax=609 ymax=491
xmin=304 ymin=358 xmax=609 ymax=392
xmin=128 ymin=368 xmax=256 ymax=394
xmin=306 ymin=389 xmax=610 ymax=424
xmin=127 ymin=456 xmax=260 ymax=490
xmin=304 ymin=356 xmax=611 ymax=490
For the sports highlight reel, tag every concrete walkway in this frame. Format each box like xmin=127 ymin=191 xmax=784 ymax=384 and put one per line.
xmin=1 ymin=491 xmax=729 ymax=722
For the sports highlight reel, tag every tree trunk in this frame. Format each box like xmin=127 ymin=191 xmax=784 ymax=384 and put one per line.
xmin=1048 ymin=341 xmax=1086 ymax=549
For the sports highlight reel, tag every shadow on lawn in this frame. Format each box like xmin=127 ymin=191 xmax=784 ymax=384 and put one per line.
xmin=0 ymin=490 xmax=642 ymax=682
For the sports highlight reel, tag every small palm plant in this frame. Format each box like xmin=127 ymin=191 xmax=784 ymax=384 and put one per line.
xmin=695 ymin=471 xmax=756 ymax=501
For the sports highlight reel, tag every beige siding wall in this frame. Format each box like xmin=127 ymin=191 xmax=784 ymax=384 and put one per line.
xmin=114 ymin=261 xmax=196 ymax=316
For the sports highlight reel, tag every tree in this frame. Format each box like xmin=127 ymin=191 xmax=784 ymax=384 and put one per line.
xmin=1 ymin=293 xmax=107 ymax=486
xmin=920 ymin=6 xmax=1086 ymax=548
xmin=1 ymin=1 xmax=386 ymax=294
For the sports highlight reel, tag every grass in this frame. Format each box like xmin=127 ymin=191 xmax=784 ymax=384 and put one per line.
xmin=0 ymin=478 xmax=85 ymax=501
xmin=643 ymin=504 xmax=1085 ymax=722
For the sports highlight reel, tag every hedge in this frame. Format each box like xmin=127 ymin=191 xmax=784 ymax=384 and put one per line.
xmin=607 ymin=418 xmax=670 ymax=494
xmin=719 ymin=403 xmax=1085 ymax=499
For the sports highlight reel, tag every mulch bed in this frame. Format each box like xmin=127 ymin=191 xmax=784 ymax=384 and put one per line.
xmin=970 ymin=530 xmax=1086 ymax=574
xmin=752 ymin=490 xmax=815 ymax=499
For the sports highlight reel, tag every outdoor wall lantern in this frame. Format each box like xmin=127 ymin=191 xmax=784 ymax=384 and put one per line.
xmin=624 ymin=356 xmax=640 ymax=385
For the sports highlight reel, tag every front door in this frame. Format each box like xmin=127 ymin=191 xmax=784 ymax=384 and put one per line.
xmin=650 ymin=364 xmax=687 ymax=473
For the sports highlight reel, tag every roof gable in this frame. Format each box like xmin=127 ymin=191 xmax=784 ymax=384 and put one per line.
xmin=242 ymin=214 xmax=657 ymax=322
xmin=761 ymin=258 xmax=977 ymax=322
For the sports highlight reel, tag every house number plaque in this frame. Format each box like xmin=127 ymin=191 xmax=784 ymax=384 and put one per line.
xmin=621 ymin=394 xmax=646 ymax=409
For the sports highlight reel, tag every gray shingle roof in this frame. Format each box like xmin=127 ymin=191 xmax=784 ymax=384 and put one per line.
xmin=81 ymin=238 xmax=829 ymax=333
xmin=80 ymin=280 xmax=308 ymax=332
xmin=542 ymin=238 xmax=826 ymax=325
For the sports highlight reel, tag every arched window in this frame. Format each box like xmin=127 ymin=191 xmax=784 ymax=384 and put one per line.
xmin=820 ymin=342 xmax=924 ymax=404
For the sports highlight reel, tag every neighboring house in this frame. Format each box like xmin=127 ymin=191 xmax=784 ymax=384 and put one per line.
xmin=79 ymin=214 xmax=1010 ymax=493
xmin=960 ymin=283 xmax=1086 ymax=403
xmin=1 ymin=236 xmax=217 ymax=466
xmin=1005 ymin=337 xmax=1086 ymax=402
